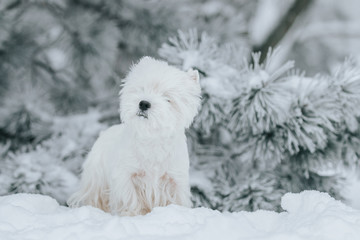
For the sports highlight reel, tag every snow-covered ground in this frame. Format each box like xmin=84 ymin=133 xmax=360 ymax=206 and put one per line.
xmin=344 ymin=171 xmax=360 ymax=210
xmin=1 ymin=191 xmax=360 ymax=240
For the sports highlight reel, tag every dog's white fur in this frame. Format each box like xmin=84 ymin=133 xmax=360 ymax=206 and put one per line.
xmin=67 ymin=57 xmax=201 ymax=216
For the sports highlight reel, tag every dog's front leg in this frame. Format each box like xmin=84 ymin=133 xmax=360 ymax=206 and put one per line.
xmin=109 ymin=170 xmax=150 ymax=216
xmin=131 ymin=170 xmax=153 ymax=214
xmin=159 ymin=172 xmax=191 ymax=207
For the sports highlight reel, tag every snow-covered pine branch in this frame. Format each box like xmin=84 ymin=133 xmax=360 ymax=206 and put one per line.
xmin=160 ymin=29 xmax=360 ymax=211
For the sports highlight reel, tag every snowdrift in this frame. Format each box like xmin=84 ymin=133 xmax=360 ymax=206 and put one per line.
xmin=1 ymin=191 xmax=360 ymax=240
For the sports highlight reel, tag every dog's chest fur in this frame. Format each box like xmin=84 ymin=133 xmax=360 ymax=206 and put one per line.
xmin=131 ymin=135 xmax=177 ymax=174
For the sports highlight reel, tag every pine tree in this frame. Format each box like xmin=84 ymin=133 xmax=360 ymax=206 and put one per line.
xmin=0 ymin=0 xmax=152 ymax=200
xmin=0 ymin=111 xmax=106 ymax=204
xmin=159 ymin=29 xmax=360 ymax=211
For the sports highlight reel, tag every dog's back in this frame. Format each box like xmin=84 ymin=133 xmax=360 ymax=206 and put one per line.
xmin=67 ymin=125 xmax=125 ymax=211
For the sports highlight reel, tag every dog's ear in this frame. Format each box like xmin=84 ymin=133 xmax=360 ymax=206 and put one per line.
xmin=187 ymin=69 xmax=199 ymax=82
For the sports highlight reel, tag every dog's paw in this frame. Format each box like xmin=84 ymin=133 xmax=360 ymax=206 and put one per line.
xmin=159 ymin=173 xmax=177 ymax=199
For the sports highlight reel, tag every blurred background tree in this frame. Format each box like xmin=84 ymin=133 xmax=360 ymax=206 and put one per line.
xmin=0 ymin=0 xmax=360 ymax=209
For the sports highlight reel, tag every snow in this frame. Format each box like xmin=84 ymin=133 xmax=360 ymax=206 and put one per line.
xmin=46 ymin=48 xmax=67 ymax=71
xmin=1 ymin=191 xmax=360 ymax=240
xmin=344 ymin=171 xmax=360 ymax=210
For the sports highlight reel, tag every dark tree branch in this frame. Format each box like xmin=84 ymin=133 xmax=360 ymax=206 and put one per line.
xmin=70 ymin=0 xmax=131 ymax=28
xmin=252 ymin=0 xmax=314 ymax=63
xmin=5 ymin=0 xmax=23 ymax=10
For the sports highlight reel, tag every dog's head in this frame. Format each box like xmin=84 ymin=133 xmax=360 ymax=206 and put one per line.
xmin=120 ymin=57 xmax=201 ymax=136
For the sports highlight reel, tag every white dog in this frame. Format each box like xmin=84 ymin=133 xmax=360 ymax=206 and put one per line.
xmin=68 ymin=57 xmax=201 ymax=216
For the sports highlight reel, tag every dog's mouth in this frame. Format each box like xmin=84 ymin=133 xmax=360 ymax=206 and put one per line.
xmin=136 ymin=111 xmax=148 ymax=119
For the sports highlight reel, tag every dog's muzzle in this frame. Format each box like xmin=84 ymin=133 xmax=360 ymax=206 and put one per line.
xmin=137 ymin=110 xmax=148 ymax=119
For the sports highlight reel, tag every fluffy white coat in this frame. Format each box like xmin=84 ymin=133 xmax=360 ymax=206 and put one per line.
xmin=68 ymin=57 xmax=201 ymax=216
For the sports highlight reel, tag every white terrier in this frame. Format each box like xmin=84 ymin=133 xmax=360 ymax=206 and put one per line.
xmin=68 ymin=57 xmax=201 ymax=216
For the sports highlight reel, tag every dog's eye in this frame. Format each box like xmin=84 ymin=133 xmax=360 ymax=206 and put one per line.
xmin=163 ymin=94 xmax=171 ymax=103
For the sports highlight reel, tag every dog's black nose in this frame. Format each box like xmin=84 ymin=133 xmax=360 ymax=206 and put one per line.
xmin=139 ymin=100 xmax=151 ymax=111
